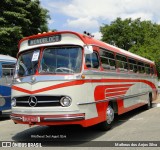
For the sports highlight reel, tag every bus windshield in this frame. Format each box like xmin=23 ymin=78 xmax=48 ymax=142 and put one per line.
xmin=40 ymin=46 xmax=82 ymax=74
xmin=16 ymin=49 xmax=40 ymax=77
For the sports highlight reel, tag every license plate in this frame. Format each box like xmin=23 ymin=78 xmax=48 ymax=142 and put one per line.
xmin=22 ymin=116 xmax=40 ymax=122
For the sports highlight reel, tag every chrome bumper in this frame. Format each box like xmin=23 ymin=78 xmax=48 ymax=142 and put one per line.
xmin=10 ymin=113 xmax=85 ymax=122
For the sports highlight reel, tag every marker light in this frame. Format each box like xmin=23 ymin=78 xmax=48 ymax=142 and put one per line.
xmin=81 ymin=74 xmax=85 ymax=79
xmin=60 ymin=96 xmax=72 ymax=107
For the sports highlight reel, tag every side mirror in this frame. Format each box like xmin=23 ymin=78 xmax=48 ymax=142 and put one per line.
xmin=84 ymin=45 xmax=93 ymax=54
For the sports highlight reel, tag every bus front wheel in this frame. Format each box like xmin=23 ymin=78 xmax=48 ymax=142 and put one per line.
xmin=98 ymin=105 xmax=115 ymax=131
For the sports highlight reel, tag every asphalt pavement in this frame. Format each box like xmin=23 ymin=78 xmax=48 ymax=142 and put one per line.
xmin=0 ymin=94 xmax=160 ymax=149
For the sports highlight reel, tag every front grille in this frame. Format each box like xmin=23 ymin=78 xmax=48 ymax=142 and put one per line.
xmin=15 ymin=96 xmax=63 ymax=107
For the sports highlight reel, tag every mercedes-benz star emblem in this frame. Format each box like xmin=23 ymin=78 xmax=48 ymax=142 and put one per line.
xmin=28 ymin=96 xmax=37 ymax=107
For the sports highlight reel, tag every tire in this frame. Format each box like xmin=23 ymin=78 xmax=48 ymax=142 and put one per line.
xmin=145 ymin=94 xmax=152 ymax=110
xmin=98 ymin=105 xmax=115 ymax=131
xmin=0 ymin=111 xmax=2 ymax=116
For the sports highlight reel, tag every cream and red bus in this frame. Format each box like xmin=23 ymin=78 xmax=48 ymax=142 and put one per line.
xmin=11 ymin=31 xmax=158 ymax=130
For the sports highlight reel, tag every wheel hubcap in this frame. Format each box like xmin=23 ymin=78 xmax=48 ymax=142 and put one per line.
xmin=107 ymin=105 xmax=114 ymax=124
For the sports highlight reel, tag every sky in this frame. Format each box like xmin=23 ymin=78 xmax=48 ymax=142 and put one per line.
xmin=40 ymin=0 xmax=160 ymax=39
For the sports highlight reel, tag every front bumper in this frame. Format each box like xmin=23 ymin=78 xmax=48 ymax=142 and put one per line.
xmin=10 ymin=113 xmax=85 ymax=125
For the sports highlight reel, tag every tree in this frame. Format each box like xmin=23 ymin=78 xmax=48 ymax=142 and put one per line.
xmin=100 ymin=18 xmax=133 ymax=50
xmin=100 ymin=18 xmax=159 ymax=50
xmin=0 ymin=0 xmax=50 ymax=57
xmin=130 ymin=32 xmax=160 ymax=78
xmin=100 ymin=18 xmax=160 ymax=78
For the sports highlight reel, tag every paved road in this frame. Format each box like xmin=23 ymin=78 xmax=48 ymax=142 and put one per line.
xmin=0 ymin=95 xmax=160 ymax=149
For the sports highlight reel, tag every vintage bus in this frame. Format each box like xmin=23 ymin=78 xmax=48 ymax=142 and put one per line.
xmin=0 ymin=55 xmax=16 ymax=115
xmin=10 ymin=31 xmax=158 ymax=130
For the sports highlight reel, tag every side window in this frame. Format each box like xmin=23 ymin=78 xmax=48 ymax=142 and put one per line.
xmin=85 ymin=52 xmax=99 ymax=69
xmin=138 ymin=61 xmax=145 ymax=74
xmin=116 ymin=54 xmax=128 ymax=71
xmin=150 ymin=66 xmax=154 ymax=75
xmin=85 ymin=54 xmax=92 ymax=68
xmin=128 ymin=58 xmax=137 ymax=73
xmin=145 ymin=64 xmax=150 ymax=75
xmin=100 ymin=48 xmax=116 ymax=70
xmin=2 ymin=64 xmax=15 ymax=77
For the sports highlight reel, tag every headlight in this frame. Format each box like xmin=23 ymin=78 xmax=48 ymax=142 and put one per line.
xmin=11 ymin=98 xmax=16 ymax=107
xmin=60 ymin=96 xmax=72 ymax=107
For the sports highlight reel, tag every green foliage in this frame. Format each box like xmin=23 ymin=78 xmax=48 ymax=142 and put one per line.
xmin=0 ymin=0 xmax=50 ymax=57
xmin=100 ymin=18 xmax=133 ymax=50
xmin=100 ymin=18 xmax=160 ymax=78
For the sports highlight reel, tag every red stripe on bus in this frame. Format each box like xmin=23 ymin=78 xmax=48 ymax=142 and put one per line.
xmin=94 ymin=84 xmax=133 ymax=101
xmin=12 ymin=80 xmax=85 ymax=94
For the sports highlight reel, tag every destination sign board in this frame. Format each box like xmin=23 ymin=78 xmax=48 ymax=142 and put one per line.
xmin=28 ymin=35 xmax=61 ymax=46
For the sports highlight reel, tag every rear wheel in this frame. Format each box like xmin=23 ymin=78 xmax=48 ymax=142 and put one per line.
xmin=98 ymin=105 xmax=115 ymax=131
xmin=0 ymin=111 xmax=2 ymax=116
xmin=145 ymin=94 xmax=152 ymax=109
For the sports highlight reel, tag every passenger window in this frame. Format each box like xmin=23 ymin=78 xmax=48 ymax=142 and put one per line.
xmin=116 ymin=54 xmax=128 ymax=71
xmin=100 ymin=48 xmax=116 ymax=70
xmin=145 ymin=64 xmax=150 ymax=74
xmin=150 ymin=67 xmax=154 ymax=75
xmin=128 ymin=58 xmax=137 ymax=73
xmin=138 ymin=62 xmax=145 ymax=74
xmin=85 ymin=52 xmax=99 ymax=69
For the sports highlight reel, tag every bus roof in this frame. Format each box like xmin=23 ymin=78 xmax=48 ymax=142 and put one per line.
xmin=19 ymin=31 xmax=154 ymax=65
xmin=80 ymin=33 xmax=154 ymax=65
xmin=0 ymin=54 xmax=16 ymax=63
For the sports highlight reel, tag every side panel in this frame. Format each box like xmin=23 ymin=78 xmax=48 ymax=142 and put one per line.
xmin=11 ymin=71 xmax=158 ymax=127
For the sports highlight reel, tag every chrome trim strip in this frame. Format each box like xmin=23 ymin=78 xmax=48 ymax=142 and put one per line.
xmin=78 ymin=92 xmax=148 ymax=105
xmin=16 ymin=101 xmax=29 ymax=103
xmin=11 ymin=109 xmax=79 ymax=113
xmin=13 ymin=74 xmax=82 ymax=84
xmin=105 ymin=90 xmax=128 ymax=94
xmin=10 ymin=116 xmax=22 ymax=121
xmin=123 ymin=92 xmax=148 ymax=100
xmin=11 ymin=115 xmax=84 ymax=121
xmin=78 ymin=99 xmax=110 ymax=105
xmin=37 ymin=100 xmax=59 ymax=103
xmin=106 ymin=87 xmax=131 ymax=90
xmin=43 ymin=116 xmax=85 ymax=121
xmin=0 ymin=95 xmax=11 ymax=98
xmin=16 ymin=100 xmax=59 ymax=103
xmin=12 ymin=94 xmax=65 ymax=98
